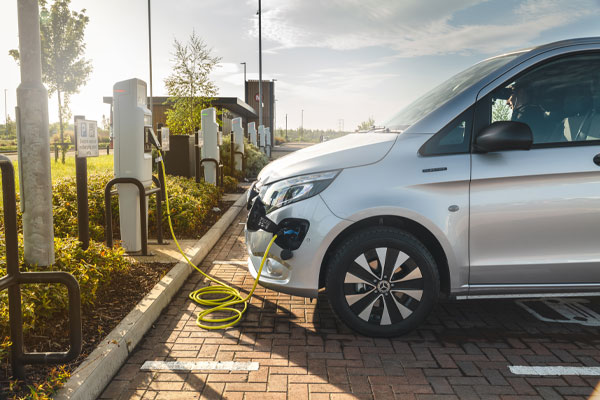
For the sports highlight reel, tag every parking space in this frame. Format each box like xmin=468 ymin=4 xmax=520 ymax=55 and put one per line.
xmin=102 ymin=210 xmax=600 ymax=399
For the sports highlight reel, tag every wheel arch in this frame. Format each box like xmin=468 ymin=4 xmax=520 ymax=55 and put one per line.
xmin=319 ymin=215 xmax=451 ymax=297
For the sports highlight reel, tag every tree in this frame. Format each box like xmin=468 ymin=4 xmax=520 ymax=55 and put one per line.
xmin=3 ymin=115 xmax=16 ymax=138
xmin=10 ymin=0 xmax=92 ymax=163
xmin=357 ymin=117 xmax=375 ymax=131
xmin=164 ymin=31 xmax=221 ymax=135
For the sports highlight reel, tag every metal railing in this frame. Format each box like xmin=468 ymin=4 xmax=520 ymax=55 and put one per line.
xmin=104 ymin=176 xmax=164 ymax=256
xmin=0 ymin=155 xmax=82 ymax=379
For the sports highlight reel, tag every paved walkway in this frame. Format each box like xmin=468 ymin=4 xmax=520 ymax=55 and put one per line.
xmin=102 ymin=210 xmax=600 ymax=399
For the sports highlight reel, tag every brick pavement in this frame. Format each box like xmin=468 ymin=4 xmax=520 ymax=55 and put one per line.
xmin=102 ymin=211 xmax=600 ymax=399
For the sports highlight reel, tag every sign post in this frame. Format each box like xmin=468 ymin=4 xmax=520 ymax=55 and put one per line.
xmin=74 ymin=116 xmax=99 ymax=250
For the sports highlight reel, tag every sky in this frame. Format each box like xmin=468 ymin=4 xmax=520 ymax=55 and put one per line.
xmin=1 ymin=0 xmax=599 ymax=131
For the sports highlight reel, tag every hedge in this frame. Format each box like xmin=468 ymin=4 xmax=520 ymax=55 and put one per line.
xmin=220 ymin=136 xmax=269 ymax=179
xmin=51 ymin=171 xmax=223 ymax=241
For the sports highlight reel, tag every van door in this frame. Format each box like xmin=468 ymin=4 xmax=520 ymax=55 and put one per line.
xmin=469 ymin=52 xmax=600 ymax=288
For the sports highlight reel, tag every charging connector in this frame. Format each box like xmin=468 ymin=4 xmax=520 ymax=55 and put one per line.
xmin=157 ymin=149 xmax=277 ymax=330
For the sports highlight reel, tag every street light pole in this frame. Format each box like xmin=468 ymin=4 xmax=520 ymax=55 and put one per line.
xmin=16 ymin=0 xmax=54 ymax=266
xmin=258 ymin=0 xmax=263 ymax=128
xmin=240 ymin=62 xmax=246 ymax=102
xmin=272 ymin=78 xmax=277 ymax=143
xmin=285 ymin=113 xmax=288 ymax=141
xmin=147 ymin=0 xmax=153 ymax=126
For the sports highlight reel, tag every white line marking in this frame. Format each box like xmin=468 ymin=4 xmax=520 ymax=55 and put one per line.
xmin=509 ymin=366 xmax=600 ymax=376
xmin=140 ymin=361 xmax=259 ymax=371
xmin=516 ymin=298 xmax=600 ymax=326
xmin=212 ymin=260 xmax=247 ymax=266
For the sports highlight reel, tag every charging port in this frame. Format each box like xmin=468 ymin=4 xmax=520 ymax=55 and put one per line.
xmin=275 ymin=218 xmax=309 ymax=251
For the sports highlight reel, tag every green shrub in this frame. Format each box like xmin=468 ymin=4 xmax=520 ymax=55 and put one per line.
xmin=0 ymin=234 xmax=130 ymax=335
xmin=274 ymin=136 xmax=286 ymax=145
xmin=52 ymin=171 xmax=117 ymax=242
xmin=220 ymin=136 xmax=269 ymax=179
xmin=148 ymin=175 xmax=221 ymax=238
xmin=222 ymin=176 xmax=239 ymax=193
xmin=51 ymin=171 xmax=221 ymax=241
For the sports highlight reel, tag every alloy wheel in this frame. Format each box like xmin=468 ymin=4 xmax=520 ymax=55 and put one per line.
xmin=343 ymin=247 xmax=424 ymax=325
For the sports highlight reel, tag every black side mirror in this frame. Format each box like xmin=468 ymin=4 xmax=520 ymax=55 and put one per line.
xmin=474 ymin=121 xmax=533 ymax=153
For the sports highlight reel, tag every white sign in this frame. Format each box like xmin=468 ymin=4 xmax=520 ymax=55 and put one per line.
xmin=161 ymin=127 xmax=170 ymax=152
xmin=76 ymin=120 xmax=99 ymax=158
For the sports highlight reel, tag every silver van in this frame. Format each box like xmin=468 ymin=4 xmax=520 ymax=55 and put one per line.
xmin=246 ymin=37 xmax=600 ymax=337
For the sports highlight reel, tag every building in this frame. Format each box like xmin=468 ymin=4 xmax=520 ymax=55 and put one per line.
xmin=102 ymin=96 xmax=258 ymax=135
xmin=104 ymin=80 xmax=275 ymax=142
xmin=245 ymin=80 xmax=276 ymax=135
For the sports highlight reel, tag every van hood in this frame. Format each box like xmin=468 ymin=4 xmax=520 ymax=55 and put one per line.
xmin=258 ymin=133 xmax=398 ymax=185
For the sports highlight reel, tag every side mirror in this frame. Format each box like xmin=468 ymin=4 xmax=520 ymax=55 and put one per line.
xmin=474 ymin=121 xmax=532 ymax=153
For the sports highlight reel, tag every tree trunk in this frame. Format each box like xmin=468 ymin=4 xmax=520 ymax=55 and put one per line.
xmin=57 ymin=88 xmax=65 ymax=163
xmin=190 ymin=81 xmax=193 ymax=135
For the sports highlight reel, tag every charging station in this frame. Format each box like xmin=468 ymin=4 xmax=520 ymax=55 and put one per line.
xmin=248 ymin=122 xmax=257 ymax=147
xmin=232 ymin=117 xmax=244 ymax=172
xmin=201 ymin=107 xmax=220 ymax=185
xmin=112 ymin=78 xmax=160 ymax=252
xmin=258 ymin=125 xmax=265 ymax=153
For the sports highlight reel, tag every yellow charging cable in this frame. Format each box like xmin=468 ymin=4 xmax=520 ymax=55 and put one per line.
xmin=157 ymin=150 xmax=277 ymax=329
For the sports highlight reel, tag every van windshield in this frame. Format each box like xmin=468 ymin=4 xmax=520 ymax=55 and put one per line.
xmin=385 ymin=54 xmax=520 ymax=130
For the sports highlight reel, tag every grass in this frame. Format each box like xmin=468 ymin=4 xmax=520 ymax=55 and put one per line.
xmin=0 ymin=155 xmax=113 ymax=206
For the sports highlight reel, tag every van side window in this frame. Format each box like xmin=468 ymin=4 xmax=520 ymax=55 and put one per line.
xmin=419 ymin=108 xmax=473 ymax=156
xmin=479 ymin=53 xmax=600 ymax=146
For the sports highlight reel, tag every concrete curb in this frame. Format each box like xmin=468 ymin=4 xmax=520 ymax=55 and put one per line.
xmin=56 ymin=191 xmax=248 ymax=400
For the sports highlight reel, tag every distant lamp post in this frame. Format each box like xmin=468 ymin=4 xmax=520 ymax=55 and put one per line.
xmin=257 ymin=0 xmax=263 ymax=128
xmin=301 ymin=109 xmax=304 ymax=141
xmin=240 ymin=62 xmax=246 ymax=102
xmin=272 ymin=79 xmax=277 ymax=139
xmin=4 ymin=89 xmax=7 ymax=137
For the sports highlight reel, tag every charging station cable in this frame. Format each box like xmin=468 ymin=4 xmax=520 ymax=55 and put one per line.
xmin=156 ymin=151 xmax=277 ymax=329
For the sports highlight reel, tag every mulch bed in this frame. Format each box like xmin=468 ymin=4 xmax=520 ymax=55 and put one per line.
xmin=0 ymin=261 xmax=174 ymax=399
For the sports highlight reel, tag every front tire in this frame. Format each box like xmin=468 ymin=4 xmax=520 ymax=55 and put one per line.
xmin=326 ymin=226 xmax=439 ymax=337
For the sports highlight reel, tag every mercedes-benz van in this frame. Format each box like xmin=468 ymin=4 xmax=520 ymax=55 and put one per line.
xmin=246 ymin=37 xmax=600 ymax=337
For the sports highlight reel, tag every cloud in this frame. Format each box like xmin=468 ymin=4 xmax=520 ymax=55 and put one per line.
xmin=212 ymin=62 xmax=240 ymax=76
xmin=248 ymin=0 xmax=599 ymax=57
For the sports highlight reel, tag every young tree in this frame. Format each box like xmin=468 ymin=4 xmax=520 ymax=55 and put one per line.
xmin=4 ymin=115 xmax=16 ymax=138
xmin=10 ymin=0 xmax=92 ymax=163
xmin=357 ymin=117 xmax=375 ymax=131
xmin=164 ymin=31 xmax=221 ymax=135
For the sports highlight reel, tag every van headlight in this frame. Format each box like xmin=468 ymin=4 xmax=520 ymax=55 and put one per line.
xmin=259 ymin=170 xmax=340 ymax=214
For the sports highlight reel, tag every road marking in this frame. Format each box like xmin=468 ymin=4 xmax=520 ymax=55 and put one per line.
xmin=212 ymin=260 xmax=247 ymax=266
xmin=509 ymin=366 xmax=600 ymax=376
xmin=516 ymin=298 xmax=600 ymax=326
xmin=140 ymin=361 xmax=259 ymax=371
